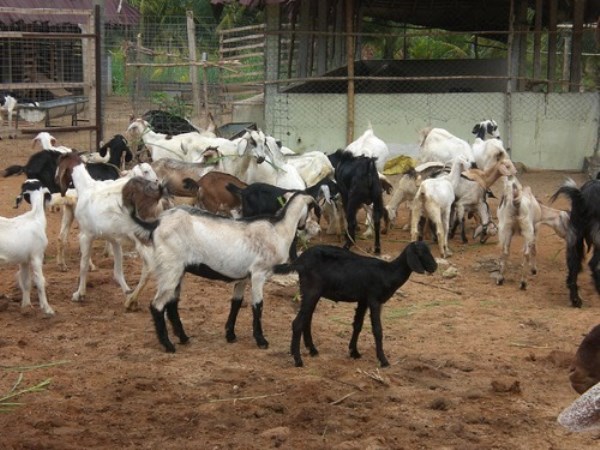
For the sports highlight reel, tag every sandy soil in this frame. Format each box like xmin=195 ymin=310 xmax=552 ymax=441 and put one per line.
xmin=1 ymin=97 xmax=599 ymax=449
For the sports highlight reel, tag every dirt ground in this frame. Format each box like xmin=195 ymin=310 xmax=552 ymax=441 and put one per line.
xmin=1 ymin=96 xmax=599 ymax=449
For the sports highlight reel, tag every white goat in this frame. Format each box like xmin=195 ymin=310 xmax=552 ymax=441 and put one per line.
xmin=55 ymin=162 xmax=158 ymax=272
xmin=126 ymin=118 xmax=217 ymax=162
xmin=55 ymin=153 xmax=166 ymax=301
xmin=0 ymin=93 xmax=17 ymax=139
xmin=345 ymin=125 xmax=390 ymax=172
xmin=128 ymin=192 xmax=317 ymax=353
xmin=1 ymin=179 xmax=53 ymax=315
xmin=418 ymin=119 xmax=502 ymax=170
xmin=449 ymin=158 xmax=517 ymax=243
xmin=31 ymin=131 xmax=72 ymax=153
xmin=386 ymin=161 xmax=446 ymax=230
xmin=411 ymin=157 xmax=468 ymax=258
xmin=197 ymin=131 xmax=306 ymax=190
xmin=496 ymin=175 xmax=569 ymax=289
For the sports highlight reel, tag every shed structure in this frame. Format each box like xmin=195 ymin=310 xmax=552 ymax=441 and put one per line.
xmin=218 ymin=0 xmax=600 ymax=170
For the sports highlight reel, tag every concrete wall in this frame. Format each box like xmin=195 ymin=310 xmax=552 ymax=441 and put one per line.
xmin=261 ymin=91 xmax=599 ymax=171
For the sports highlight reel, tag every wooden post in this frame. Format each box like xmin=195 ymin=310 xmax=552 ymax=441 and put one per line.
xmin=94 ymin=3 xmax=103 ymax=148
xmin=187 ymin=10 xmax=202 ymax=122
xmin=505 ymin=0 xmax=515 ymax=156
xmin=516 ymin=0 xmax=528 ymax=91
xmin=569 ymin=0 xmax=585 ymax=92
xmin=297 ymin=0 xmax=311 ymax=78
xmin=547 ymin=0 xmax=558 ymax=92
xmin=562 ymin=33 xmax=571 ymax=92
xmin=317 ymin=0 xmax=328 ymax=75
xmin=532 ymin=0 xmax=543 ymax=81
xmin=345 ymin=0 xmax=354 ymax=145
xmin=135 ymin=33 xmax=142 ymax=114
xmin=201 ymin=52 xmax=210 ymax=121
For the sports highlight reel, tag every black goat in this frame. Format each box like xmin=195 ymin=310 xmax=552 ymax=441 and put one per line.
xmin=3 ymin=135 xmax=130 ymax=196
xmin=550 ymin=178 xmax=600 ymax=307
xmin=142 ymin=109 xmax=199 ymax=135
xmin=274 ymin=241 xmax=438 ymax=367
xmin=97 ymin=134 xmax=133 ymax=169
xmin=329 ymin=149 xmax=388 ymax=254
xmin=226 ymin=180 xmax=324 ymax=260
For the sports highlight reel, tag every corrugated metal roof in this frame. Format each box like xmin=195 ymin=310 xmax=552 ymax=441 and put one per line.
xmin=0 ymin=0 xmax=140 ymax=26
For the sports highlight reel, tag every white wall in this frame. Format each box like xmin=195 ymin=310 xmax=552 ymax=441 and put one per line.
xmin=263 ymin=91 xmax=599 ymax=170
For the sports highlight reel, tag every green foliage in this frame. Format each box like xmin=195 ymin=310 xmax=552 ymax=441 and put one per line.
xmin=150 ymin=92 xmax=192 ymax=118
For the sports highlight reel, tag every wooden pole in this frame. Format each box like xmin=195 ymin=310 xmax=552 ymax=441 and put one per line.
xmin=345 ymin=0 xmax=354 ymax=146
xmin=569 ymin=0 xmax=585 ymax=92
xmin=186 ymin=10 xmax=202 ymax=122
xmin=201 ymin=53 xmax=210 ymax=121
xmin=547 ymin=0 xmax=558 ymax=92
xmin=533 ymin=0 xmax=543 ymax=81
xmin=505 ymin=0 xmax=515 ymax=156
xmin=135 ymin=33 xmax=142 ymax=114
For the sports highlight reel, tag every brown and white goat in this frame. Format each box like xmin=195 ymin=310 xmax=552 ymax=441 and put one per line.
xmin=183 ymin=171 xmax=248 ymax=217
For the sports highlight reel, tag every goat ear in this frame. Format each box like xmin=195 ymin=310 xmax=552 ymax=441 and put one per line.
xmin=407 ymin=243 xmax=426 ymax=274
xmin=472 ymin=124 xmax=481 ymax=135
xmin=237 ymin=138 xmax=248 ymax=156
xmin=31 ymin=137 xmax=39 ymax=149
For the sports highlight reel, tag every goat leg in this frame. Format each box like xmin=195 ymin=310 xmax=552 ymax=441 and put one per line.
xmin=252 ymin=300 xmax=269 ymax=349
xmin=369 ymin=302 xmax=389 ymax=367
xmin=150 ymin=305 xmax=176 ymax=353
xmin=566 ymin=236 xmax=585 ymax=308
xmin=588 ymin=248 xmax=600 ymax=296
xmin=166 ymin=295 xmax=189 ymax=345
xmin=349 ymin=302 xmax=368 ymax=360
xmin=225 ymin=298 xmax=243 ymax=343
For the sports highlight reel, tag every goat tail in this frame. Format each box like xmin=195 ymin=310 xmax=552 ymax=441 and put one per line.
xmin=550 ymin=181 xmax=587 ymax=231
xmin=225 ymin=182 xmax=243 ymax=196
xmin=3 ymin=164 xmax=25 ymax=177
xmin=418 ymin=127 xmax=433 ymax=147
xmin=272 ymin=262 xmax=298 ymax=275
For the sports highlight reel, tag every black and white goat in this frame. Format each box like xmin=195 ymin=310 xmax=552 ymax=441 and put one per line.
xmin=550 ymin=178 xmax=600 ymax=307
xmin=129 ymin=192 xmax=317 ymax=353
xmin=1 ymin=179 xmax=54 ymax=315
xmin=273 ymin=241 xmax=437 ymax=367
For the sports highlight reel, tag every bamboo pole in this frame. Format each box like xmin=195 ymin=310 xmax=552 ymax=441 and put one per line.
xmin=345 ymin=0 xmax=354 ymax=146
xmin=186 ymin=10 xmax=201 ymax=122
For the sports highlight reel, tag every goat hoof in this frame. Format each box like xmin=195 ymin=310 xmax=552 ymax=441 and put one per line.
xmin=571 ymin=298 xmax=583 ymax=308
xmin=42 ymin=308 xmax=56 ymax=317
xmin=72 ymin=293 xmax=84 ymax=302
xmin=380 ymin=359 xmax=390 ymax=368
xmin=519 ymin=281 xmax=527 ymax=290
xmin=58 ymin=263 xmax=68 ymax=272
xmin=294 ymin=359 xmax=304 ymax=367
xmin=531 ymin=269 xmax=538 ymax=275
xmin=226 ymin=333 xmax=237 ymax=343
xmin=179 ymin=335 xmax=190 ymax=345
xmin=350 ymin=350 xmax=361 ymax=359
xmin=308 ymin=347 xmax=319 ymax=357
xmin=164 ymin=343 xmax=176 ymax=353
xmin=256 ymin=339 xmax=269 ymax=349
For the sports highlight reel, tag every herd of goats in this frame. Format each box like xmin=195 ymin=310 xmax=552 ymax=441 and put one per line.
xmin=2 ymin=109 xmax=600 ymax=431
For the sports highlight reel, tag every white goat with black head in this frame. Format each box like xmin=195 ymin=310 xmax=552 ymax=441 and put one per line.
xmin=1 ymin=179 xmax=53 ymax=315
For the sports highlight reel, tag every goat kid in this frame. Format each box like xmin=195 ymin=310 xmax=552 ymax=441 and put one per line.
xmin=129 ymin=192 xmax=317 ymax=353
xmin=273 ymin=241 xmax=437 ymax=367
xmin=1 ymin=179 xmax=54 ymax=315
xmin=497 ymin=175 xmax=569 ymax=290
